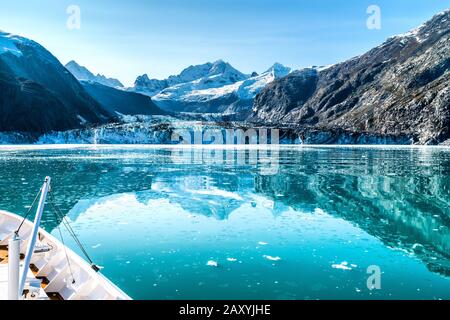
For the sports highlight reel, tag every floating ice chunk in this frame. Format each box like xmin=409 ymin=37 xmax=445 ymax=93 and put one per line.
xmin=314 ymin=208 xmax=326 ymax=215
xmin=92 ymin=243 xmax=102 ymax=249
xmin=262 ymin=200 xmax=274 ymax=209
xmin=226 ymin=258 xmax=237 ymax=262
xmin=263 ymin=255 xmax=281 ymax=261
xmin=258 ymin=241 xmax=268 ymax=246
xmin=207 ymin=260 xmax=218 ymax=267
xmin=331 ymin=262 xmax=352 ymax=270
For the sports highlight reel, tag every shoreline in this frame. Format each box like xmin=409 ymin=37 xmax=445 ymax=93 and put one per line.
xmin=0 ymin=144 xmax=450 ymax=150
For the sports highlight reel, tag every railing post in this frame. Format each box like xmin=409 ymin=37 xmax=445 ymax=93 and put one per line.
xmin=18 ymin=176 xmax=51 ymax=298
xmin=8 ymin=234 xmax=21 ymax=300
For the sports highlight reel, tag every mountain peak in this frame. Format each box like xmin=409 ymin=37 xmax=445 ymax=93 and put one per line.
xmin=390 ymin=9 xmax=449 ymax=43
xmin=209 ymin=60 xmax=247 ymax=80
xmin=66 ymin=60 xmax=80 ymax=67
xmin=264 ymin=63 xmax=291 ymax=77
xmin=136 ymin=73 xmax=150 ymax=82
xmin=0 ymin=31 xmax=111 ymax=133
xmin=251 ymin=9 xmax=450 ymax=144
xmin=65 ymin=60 xmax=123 ymax=88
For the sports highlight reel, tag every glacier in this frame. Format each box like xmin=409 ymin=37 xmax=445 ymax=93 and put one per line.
xmin=0 ymin=115 xmax=418 ymax=145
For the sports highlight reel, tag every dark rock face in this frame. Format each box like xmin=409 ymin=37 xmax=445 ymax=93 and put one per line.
xmin=81 ymin=81 xmax=167 ymax=116
xmin=250 ymin=10 xmax=450 ymax=144
xmin=0 ymin=32 xmax=112 ymax=133
xmin=252 ymin=68 xmax=319 ymax=124
xmin=154 ymin=92 xmax=253 ymax=120
xmin=133 ymin=74 xmax=170 ymax=97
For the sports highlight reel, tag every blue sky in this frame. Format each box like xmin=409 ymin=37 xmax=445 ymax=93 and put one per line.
xmin=0 ymin=0 xmax=447 ymax=86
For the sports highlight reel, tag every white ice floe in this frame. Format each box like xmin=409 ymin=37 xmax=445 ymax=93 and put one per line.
xmin=207 ymin=260 xmax=218 ymax=267
xmin=226 ymin=258 xmax=237 ymax=262
xmin=263 ymin=255 xmax=281 ymax=261
xmin=331 ymin=261 xmax=353 ymax=271
xmin=258 ymin=241 xmax=268 ymax=246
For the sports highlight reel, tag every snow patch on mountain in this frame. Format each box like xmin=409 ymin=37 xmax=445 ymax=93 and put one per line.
xmin=153 ymin=62 xmax=291 ymax=103
xmin=132 ymin=60 xmax=248 ymax=98
xmin=389 ymin=9 xmax=449 ymax=44
xmin=0 ymin=32 xmax=24 ymax=57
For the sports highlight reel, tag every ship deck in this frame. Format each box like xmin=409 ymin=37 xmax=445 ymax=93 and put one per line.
xmin=0 ymin=245 xmax=49 ymax=300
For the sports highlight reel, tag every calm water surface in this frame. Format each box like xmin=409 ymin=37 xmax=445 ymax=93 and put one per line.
xmin=0 ymin=145 xmax=449 ymax=299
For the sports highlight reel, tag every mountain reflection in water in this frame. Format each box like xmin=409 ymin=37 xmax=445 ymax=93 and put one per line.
xmin=0 ymin=145 xmax=448 ymax=298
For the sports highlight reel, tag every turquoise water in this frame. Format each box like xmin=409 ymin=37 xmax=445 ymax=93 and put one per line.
xmin=0 ymin=145 xmax=449 ymax=299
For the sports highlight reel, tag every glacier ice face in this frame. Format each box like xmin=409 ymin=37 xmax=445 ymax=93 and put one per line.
xmin=36 ymin=122 xmax=174 ymax=144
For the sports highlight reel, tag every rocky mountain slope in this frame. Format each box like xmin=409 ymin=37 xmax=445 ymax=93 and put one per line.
xmin=81 ymin=81 xmax=167 ymax=116
xmin=250 ymin=10 xmax=450 ymax=145
xmin=0 ymin=31 xmax=112 ymax=133
xmin=65 ymin=60 xmax=123 ymax=88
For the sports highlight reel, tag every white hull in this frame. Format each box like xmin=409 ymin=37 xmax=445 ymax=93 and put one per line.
xmin=0 ymin=210 xmax=131 ymax=300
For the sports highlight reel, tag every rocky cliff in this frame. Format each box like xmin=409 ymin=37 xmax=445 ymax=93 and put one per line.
xmin=250 ymin=10 xmax=450 ymax=145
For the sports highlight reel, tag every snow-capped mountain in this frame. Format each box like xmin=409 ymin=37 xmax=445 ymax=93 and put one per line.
xmin=130 ymin=59 xmax=292 ymax=117
xmin=152 ymin=60 xmax=249 ymax=100
xmin=151 ymin=62 xmax=291 ymax=117
xmin=66 ymin=60 xmax=124 ymax=88
xmin=132 ymin=60 xmax=248 ymax=97
xmin=173 ymin=62 xmax=291 ymax=102
xmin=0 ymin=31 xmax=111 ymax=133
